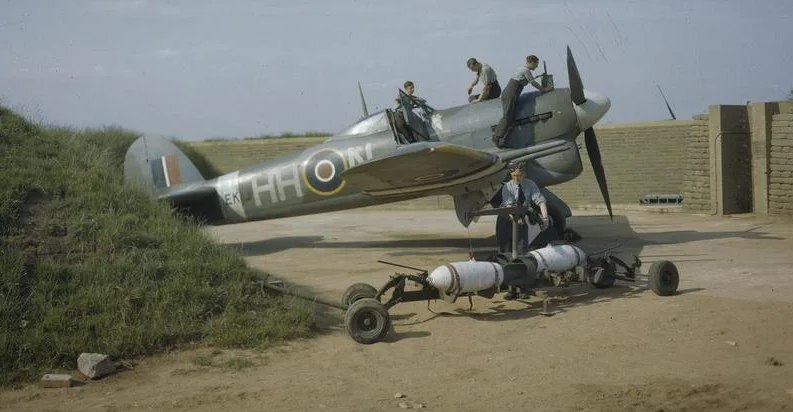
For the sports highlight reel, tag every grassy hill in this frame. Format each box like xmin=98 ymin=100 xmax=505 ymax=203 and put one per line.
xmin=0 ymin=106 xmax=313 ymax=387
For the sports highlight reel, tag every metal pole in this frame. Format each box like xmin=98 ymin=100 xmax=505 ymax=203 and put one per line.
xmin=260 ymin=281 xmax=348 ymax=311
xmin=511 ymin=215 xmax=518 ymax=260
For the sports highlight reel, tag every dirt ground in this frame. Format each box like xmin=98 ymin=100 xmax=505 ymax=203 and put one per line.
xmin=3 ymin=208 xmax=793 ymax=411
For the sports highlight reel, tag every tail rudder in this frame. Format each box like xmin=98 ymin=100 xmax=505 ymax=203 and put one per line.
xmin=124 ymin=134 xmax=205 ymax=195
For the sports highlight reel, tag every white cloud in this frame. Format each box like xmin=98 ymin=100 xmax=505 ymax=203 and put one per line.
xmin=157 ymin=5 xmax=181 ymax=15
xmin=361 ymin=79 xmax=401 ymax=90
xmin=157 ymin=48 xmax=178 ymax=58
xmin=154 ymin=44 xmax=231 ymax=59
xmin=90 ymin=0 xmax=180 ymax=15
xmin=5 ymin=63 xmax=122 ymax=80
xmin=91 ymin=0 xmax=149 ymax=12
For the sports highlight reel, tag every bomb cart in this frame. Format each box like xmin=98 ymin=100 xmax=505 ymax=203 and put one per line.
xmin=264 ymin=204 xmax=681 ymax=344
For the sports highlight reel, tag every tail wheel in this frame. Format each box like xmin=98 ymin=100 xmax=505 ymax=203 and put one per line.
xmin=344 ymin=298 xmax=391 ymax=344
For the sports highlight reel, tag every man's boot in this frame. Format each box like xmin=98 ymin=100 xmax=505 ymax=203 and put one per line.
xmin=503 ymin=286 xmax=518 ymax=300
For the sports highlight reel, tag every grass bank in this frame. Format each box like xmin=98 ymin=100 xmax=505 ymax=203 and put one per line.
xmin=0 ymin=106 xmax=314 ymax=387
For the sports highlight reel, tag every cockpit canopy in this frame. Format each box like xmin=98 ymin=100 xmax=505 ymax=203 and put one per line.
xmin=332 ymin=111 xmax=391 ymax=139
xmin=327 ymin=89 xmax=438 ymax=144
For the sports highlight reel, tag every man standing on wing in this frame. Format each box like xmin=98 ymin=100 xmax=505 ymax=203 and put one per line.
xmin=492 ymin=55 xmax=553 ymax=147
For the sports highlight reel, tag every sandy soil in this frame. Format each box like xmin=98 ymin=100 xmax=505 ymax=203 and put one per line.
xmin=3 ymin=208 xmax=793 ymax=412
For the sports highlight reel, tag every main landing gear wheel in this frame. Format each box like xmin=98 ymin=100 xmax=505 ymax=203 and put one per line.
xmin=344 ymin=298 xmax=391 ymax=344
xmin=648 ymin=260 xmax=679 ymax=296
xmin=341 ymin=282 xmax=378 ymax=307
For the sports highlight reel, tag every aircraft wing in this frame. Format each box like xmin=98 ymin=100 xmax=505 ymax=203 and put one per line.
xmin=339 ymin=139 xmax=571 ymax=196
xmin=339 ymin=141 xmax=503 ymax=196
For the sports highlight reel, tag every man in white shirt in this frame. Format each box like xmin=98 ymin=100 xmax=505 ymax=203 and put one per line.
xmin=496 ymin=161 xmax=553 ymax=300
xmin=492 ymin=55 xmax=553 ymax=147
xmin=496 ymin=161 xmax=551 ymax=254
xmin=466 ymin=58 xmax=502 ymax=103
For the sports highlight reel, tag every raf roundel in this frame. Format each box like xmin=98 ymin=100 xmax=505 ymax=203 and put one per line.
xmin=302 ymin=148 xmax=348 ymax=196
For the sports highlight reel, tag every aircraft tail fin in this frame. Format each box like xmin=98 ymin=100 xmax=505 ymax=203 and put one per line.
xmin=123 ymin=134 xmax=206 ymax=196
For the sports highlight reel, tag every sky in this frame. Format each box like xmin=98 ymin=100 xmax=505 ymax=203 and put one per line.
xmin=2 ymin=0 xmax=792 ymax=141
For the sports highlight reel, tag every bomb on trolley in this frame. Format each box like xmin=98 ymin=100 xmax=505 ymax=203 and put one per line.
xmin=339 ymin=244 xmax=678 ymax=344
xmin=267 ymin=204 xmax=681 ymax=344
xmin=337 ymin=204 xmax=680 ymax=344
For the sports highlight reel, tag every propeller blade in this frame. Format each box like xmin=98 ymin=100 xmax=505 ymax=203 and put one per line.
xmin=567 ymin=45 xmax=586 ymax=105
xmin=584 ymin=127 xmax=613 ymax=221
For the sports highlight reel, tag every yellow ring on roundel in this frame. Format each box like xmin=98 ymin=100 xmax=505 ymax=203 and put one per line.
xmin=301 ymin=148 xmax=349 ymax=196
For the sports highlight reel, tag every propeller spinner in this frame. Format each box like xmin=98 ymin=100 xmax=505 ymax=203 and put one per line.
xmin=566 ymin=46 xmax=613 ymax=221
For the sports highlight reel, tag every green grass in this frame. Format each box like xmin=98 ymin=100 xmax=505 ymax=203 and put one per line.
xmin=172 ymin=139 xmax=224 ymax=179
xmin=201 ymin=131 xmax=331 ymax=142
xmin=0 ymin=106 xmax=314 ymax=387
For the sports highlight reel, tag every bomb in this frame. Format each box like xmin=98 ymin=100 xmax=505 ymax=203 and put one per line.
xmin=528 ymin=244 xmax=588 ymax=273
xmin=427 ymin=260 xmax=504 ymax=295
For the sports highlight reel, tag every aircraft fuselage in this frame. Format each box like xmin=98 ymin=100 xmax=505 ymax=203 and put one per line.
xmin=198 ymin=88 xmax=586 ymax=225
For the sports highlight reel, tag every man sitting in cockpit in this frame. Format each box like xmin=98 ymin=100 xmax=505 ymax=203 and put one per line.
xmin=394 ymin=80 xmax=428 ymax=142
xmin=394 ymin=80 xmax=426 ymax=108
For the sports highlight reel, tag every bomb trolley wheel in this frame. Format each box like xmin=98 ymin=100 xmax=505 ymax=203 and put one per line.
xmin=341 ymin=282 xmax=378 ymax=306
xmin=648 ymin=260 xmax=679 ymax=296
xmin=344 ymin=298 xmax=392 ymax=344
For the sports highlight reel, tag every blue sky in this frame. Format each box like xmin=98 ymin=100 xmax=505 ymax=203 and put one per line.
xmin=2 ymin=0 xmax=792 ymax=141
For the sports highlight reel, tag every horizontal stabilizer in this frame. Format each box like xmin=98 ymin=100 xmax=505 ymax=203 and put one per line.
xmin=340 ymin=141 xmax=503 ymax=196
xmin=155 ymin=182 xmax=216 ymax=203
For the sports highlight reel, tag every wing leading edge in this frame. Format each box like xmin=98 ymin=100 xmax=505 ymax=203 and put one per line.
xmin=339 ymin=139 xmax=571 ymax=197
xmin=339 ymin=142 xmax=502 ymax=196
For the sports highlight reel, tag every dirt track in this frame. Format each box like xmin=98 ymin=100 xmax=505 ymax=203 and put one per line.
xmin=3 ymin=209 xmax=793 ymax=411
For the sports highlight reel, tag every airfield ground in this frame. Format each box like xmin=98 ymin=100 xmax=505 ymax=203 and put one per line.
xmin=2 ymin=209 xmax=793 ymax=411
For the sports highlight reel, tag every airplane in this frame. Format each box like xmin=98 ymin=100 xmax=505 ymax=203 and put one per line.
xmin=123 ymin=46 xmax=613 ymax=240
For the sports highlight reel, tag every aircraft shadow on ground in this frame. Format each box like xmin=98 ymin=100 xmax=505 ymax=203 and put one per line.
xmin=228 ymin=235 xmax=325 ymax=256
xmin=225 ymin=214 xmax=784 ymax=261
xmin=306 ymin=282 xmax=707 ymax=344
xmin=230 ymin=214 xmax=781 ymax=343
xmin=394 ymin=282 xmax=648 ymax=325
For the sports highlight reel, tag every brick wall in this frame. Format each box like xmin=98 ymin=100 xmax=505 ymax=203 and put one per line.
xmin=682 ymin=114 xmax=711 ymax=212
xmin=769 ymin=113 xmax=793 ymax=215
xmin=550 ymin=120 xmax=694 ymax=207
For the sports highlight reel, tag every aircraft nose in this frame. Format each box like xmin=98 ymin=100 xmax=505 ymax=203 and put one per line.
xmin=573 ymin=89 xmax=611 ymax=131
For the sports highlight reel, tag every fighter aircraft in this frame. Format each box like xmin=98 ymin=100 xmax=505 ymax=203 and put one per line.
xmin=123 ymin=46 xmax=613 ymax=238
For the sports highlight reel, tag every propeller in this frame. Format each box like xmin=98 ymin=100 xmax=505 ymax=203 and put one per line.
xmin=584 ymin=128 xmax=613 ymax=221
xmin=567 ymin=46 xmax=586 ymax=105
xmin=567 ymin=46 xmax=613 ymax=221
